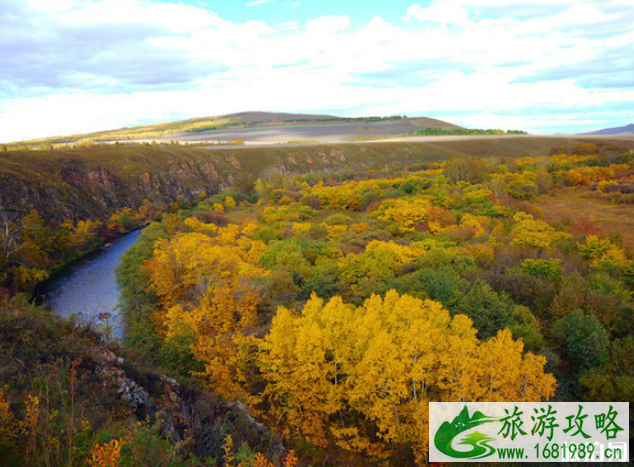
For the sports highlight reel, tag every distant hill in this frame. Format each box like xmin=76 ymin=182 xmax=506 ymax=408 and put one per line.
xmin=583 ymin=123 xmax=634 ymax=135
xmin=5 ymin=111 xmax=464 ymax=147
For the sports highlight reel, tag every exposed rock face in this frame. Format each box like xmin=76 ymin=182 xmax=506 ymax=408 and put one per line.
xmin=0 ymin=142 xmax=447 ymax=224
xmin=200 ymin=162 xmax=219 ymax=180
xmin=225 ymin=155 xmax=242 ymax=169
xmin=87 ymin=168 xmax=119 ymax=190
xmin=86 ymin=345 xmax=285 ymax=461
xmin=330 ymin=148 xmax=347 ymax=162
xmin=91 ymin=347 xmax=153 ymax=412
xmin=0 ymin=148 xmax=240 ymax=223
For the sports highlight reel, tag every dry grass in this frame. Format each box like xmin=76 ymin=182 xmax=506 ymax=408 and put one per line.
xmin=534 ymin=187 xmax=634 ymax=248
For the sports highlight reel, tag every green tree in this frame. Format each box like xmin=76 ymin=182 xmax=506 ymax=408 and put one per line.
xmin=581 ymin=336 xmax=634 ymax=402
xmin=452 ymin=281 xmax=515 ymax=340
xmin=552 ymin=309 xmax=610 ymax=373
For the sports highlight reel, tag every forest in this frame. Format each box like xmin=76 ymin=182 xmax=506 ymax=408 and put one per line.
xmin=1 ymin=141 xmax=633 ymax=465
xmin=117 ymin=142 xmax=634 ymax=464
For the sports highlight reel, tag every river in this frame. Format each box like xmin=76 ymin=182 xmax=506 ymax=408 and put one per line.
xmin=37 ymin=229 xmax=142 ymax=341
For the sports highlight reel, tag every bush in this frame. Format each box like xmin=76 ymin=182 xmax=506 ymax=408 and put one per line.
xmin=323 ymin=213 xmax=353 ymax=225
xmin=389 ymin=267 xmax=462 ymax=305
xmin=251 ymin=227 xmax=284 ymax=244
xmin=193 ymin=210 xmax=228 ymax=226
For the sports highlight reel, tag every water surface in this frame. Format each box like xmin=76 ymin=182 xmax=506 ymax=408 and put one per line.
xmin=39 ymin=229 xmax=142 ymax=340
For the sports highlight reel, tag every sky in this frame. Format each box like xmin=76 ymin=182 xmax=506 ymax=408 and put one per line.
xmin=1 ymin=0 xmax=634 ymax=142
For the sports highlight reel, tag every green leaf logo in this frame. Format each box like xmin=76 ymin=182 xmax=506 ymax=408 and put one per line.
xmin=434 ymin=406 xmax=498 ymax=459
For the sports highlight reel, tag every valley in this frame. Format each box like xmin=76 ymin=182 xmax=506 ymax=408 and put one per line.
xmin=2 ymin=119 xmax=634 ymax=466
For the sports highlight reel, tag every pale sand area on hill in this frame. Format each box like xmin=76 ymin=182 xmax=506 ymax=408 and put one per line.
xmin=159 ymin=119 xmax=454 ymax=145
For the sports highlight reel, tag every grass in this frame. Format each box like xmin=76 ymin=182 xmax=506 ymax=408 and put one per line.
xmin=2 ymin=112 xmax=469 ymax=150
xmin=428 ymin=136 xmax=634 ymax=159
xmin=534 ymin=186 xmax=634 ymax=249
xmin=0 ymin=295 xmax=284 ymax=466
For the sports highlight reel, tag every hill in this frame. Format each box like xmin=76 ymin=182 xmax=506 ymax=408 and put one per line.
xmin=3 ymin=112 xmax=463 ymax=147
xmin=583 ymin=123 xmax=634 ymax=135
xmin=0 ymin=297 xmax=284 ymax=466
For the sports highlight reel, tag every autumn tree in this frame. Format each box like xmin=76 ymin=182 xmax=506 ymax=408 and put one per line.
xmin=511 ymin=213 xmax=571 ymax=251
xmin=443 ymin=156 xmax=490 ymax=184
xmin=145 ymin=225 xmax=268 ymax=400
xmin=374 ymin=198 xmax=455 ymax=233
xmin=19 ymin=209 xmax=54 ymax=269
xmin=259 ymin=291 xmax=555 ymax=464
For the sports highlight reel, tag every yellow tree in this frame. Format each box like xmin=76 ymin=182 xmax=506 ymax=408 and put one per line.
xmin=259 ymin=296 xmax=354 ymax=448
xmin=260 ymin=291 xmax=556 ymax=464
xmin=146 ymin=225 xmax=268 ymax=400
xmin=511 ymin=213 xmax=571 ymax=251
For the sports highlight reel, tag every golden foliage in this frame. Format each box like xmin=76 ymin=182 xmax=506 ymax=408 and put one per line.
xmin=88 ymin=439 xmax=123 ymax=467
xmin=561 ymin=164 xmax=628 ymax=186
xmin=460 ymin=213 xmax=487 ymax=237
xmin=146 ymin=226 xmax=268 ymax=400
xmin=324 ymin=224 xmax=348 ymax=241
xmin=18 ymin=394 xmax=39 ymax=438
xmin=375 ymin=198 xmax=455 ymax=233
xmin=291 ymin=222 xmax=311 ymax=236
xmin=260 ymin=291 xmax=555 ymax=462
xmin=511 ymin=213 xmax=571 ymax=251
xmin=0 ymin=389 xmax=16 ymax=445
xmin=365 ymin=240 xmax=426 ymax=264
xmin=183 ymin=217 xmax=218 ymax=234
xmin=461 ymin=243 xmax=495 ymax=265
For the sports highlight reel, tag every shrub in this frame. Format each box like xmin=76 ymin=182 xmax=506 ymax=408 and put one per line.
xmin=193 ymin=210 xmax=228 ymax=226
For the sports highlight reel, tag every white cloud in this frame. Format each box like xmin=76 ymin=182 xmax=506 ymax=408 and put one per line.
xmin=275 ymin=21 xmax=300 ymax=30
xmin=58 ymin=0 xmax=224 ymax=33
xmin=25 ymin=0 xmax=77 ymax=13
xmin=403 ymin=1 xmax=471 ymax=25
xmin=305 ymin=15 xmax=351 ymax=34
xmin=1 ymin=0 xmax=634 ymax=140
xmin=247 ymin=0 xmax=275 ymax=7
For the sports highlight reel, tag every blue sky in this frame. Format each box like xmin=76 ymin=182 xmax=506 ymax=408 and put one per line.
xmin=1 ymin=0 xmax=633 ymax=141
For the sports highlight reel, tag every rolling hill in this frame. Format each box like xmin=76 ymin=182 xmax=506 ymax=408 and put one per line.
xmin=583 ymin=123 xmax=634 ymax=135
xmin=4 ymin=111 xmax=464 ymax=147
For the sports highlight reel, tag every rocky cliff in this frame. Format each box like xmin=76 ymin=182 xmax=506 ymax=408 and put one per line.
xmin=0 ymin=143 xmax=452 ymax=224
xmin=3 ymin=137 xmax=630 ymax=225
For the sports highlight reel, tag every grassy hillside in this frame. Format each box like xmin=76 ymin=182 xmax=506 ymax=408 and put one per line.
xmin=2 ymin=112 xmax=461 ymax=147
xmin=585 ymin=123 xmax=634 ymax=136
xmin=0 ymin=297 xmax=284 ymax=466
